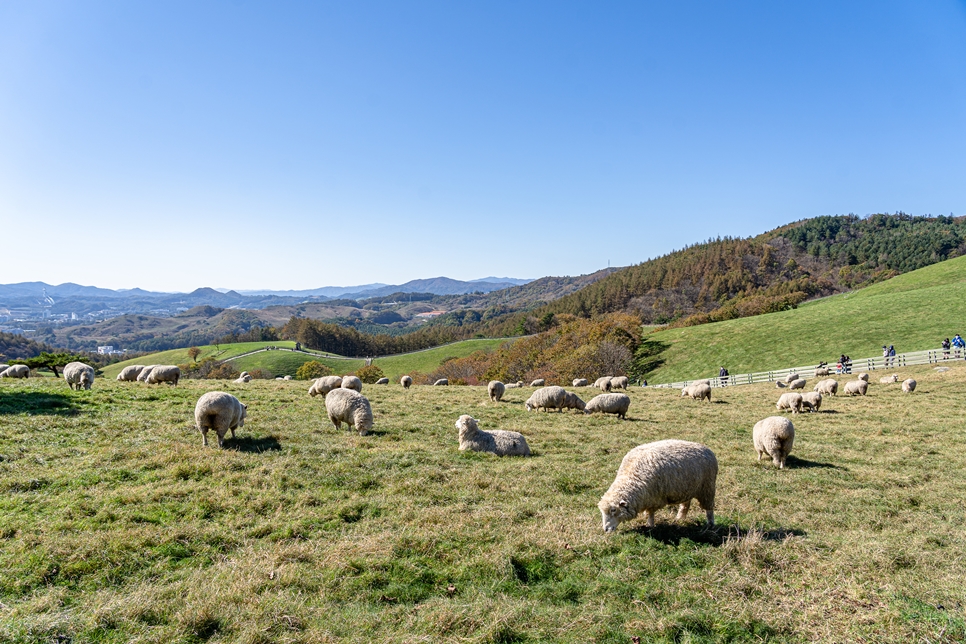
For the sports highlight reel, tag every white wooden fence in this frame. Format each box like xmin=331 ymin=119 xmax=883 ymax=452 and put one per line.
xmin=650 ymin=347 xmax=963 ymax=390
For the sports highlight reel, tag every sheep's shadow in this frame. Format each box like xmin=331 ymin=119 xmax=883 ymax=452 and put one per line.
xmin=784 ymin=455 xmax=845 ymax=470
xmin=0 ymin=391 xmax=78 ymax=416
xmin=818 ymin=409 xmax=840 ymax=414
xmin=226 ymin=435 xmax=282 ymax=453
xmin=631 ymin=522 xmax=806 ymax=546
xmin=712 ymin=400 xmax=730 ymax=405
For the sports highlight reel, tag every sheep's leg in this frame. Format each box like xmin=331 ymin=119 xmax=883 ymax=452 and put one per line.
xmin=676 ymin=501 xmax=691 ymax=521
xmin=757 ymin=450 xmax=763 ymax=461
xmin=644 ymin=511 xmax=655 ymax=528
xmin=199 ymin=426 xmax=209 ymax=447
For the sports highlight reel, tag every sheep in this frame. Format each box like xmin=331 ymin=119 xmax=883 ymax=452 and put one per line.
xmin=801 ymin=391 xmax=822 ymax=412
xmin=341 ymin=375 xmax=363 ymax=392
xmin=63 ymin=362 xmax=95 ymax=390
xmin=233 ymin=372 xmax=252 ymax=383
xmin=844 ymin=380 xmax=869 ymax=396
xmin=682 ymin=383 xmax=711 ymax=402
xmin=814 ymin=367 xmax=830 ymax=377
xmin=789 ymin=378 xmax=806 ymax=390
xmin=585 ymin=393 xmax=631 ymax=419
xmin=1 ymin=365 xmax=30 ymax=379
xmin=283 ymin=375 xmax=293 ymax=380
xmin=525 ymin=386 xmax=586 ymax=412
xmin=814 ymin=379 xmax=838 ymax=396
xmin=375 ymin=377 xmax=389 ymax=385
xmin=433 ymin=378 xmax=449 ymax=386
xmin=598 ymin=439 xmax=717 ymax=531
xmin=530 ymin=378 xmax=546 ymax=387
xmin=857 ymin=373 xmax=870 ymax=382
xmin=753 ymin=416 xmax=795 ymax=468
xmin=324 ymin=388 xmax=373 ymax=435
xmin=194 ymin=391 xmax=247 ymax=448
xmin=776 ymin=392 xmax=804 ymax=414
xmin=137 ymin=365 xmax=158 ymax=382
xmin=902 ymin=378 xmax=917 ymax=393
xmin=597 ymin=378 xmax=613 ymax=392
xmin=0 ymin=365 xmax=7 ymax=377
xmin=455 ymin=415 xmax=530 ymax=456
xmin=783 ymin=373 xmax=800 ymax=384
xmin=309 ymin=375 xmax=342 ymax=397
xmin=146 ymin=365 xmax=180 ymax=386
xmin=572 ymin=378 xmax=589 ymax=387
xmin=610 ymin=376 xmax=629 ymax=390
xmin=400 ymin=375 xmax=412 ymax=389
xmin=488 ymin=380 xmax=505 ymax=402
xmin=505 ymin=381 xmax=524 ymax=389
xmin=116 ymin=365 xmax=145 ymax=381
xmin=879 ymin=374 xmax=899 ymax=384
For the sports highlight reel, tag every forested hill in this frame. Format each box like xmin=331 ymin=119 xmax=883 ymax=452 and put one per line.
xmin=507 ymin=214 xmax=966 ymax=329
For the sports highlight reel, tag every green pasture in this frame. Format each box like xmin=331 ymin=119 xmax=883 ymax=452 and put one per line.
xmin=101 ymin=342 xmax=302 ymax=379
xmin=1 ymin=363 xmax=964 ymax=642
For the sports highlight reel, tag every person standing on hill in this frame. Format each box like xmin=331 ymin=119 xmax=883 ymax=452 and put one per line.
xmin=953 ymin=334 xmax=965 ymax=357
xmin=888 ymin=345 xmax=896 ymax=366
xmin=719 ymin=366 xmax=728 ymax=386
xmin=942 ymin=338 xmax=951 ymax=359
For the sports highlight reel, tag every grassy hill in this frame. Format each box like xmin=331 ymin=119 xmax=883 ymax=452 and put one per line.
xmin=644 ymin=254 xmax=966 ymax=382
xmin=1 ymin=363 xmax=964 ymax=641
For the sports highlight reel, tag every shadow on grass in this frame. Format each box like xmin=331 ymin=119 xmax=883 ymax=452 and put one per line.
xmin=0 ymin=391 xmax=78 ymax=416
xmin=632 ymin=521 xmax=806 ymax=546
xmin=712 ymin=400 xmax=729 ymax=404
xmin=818 ymin=409 xmax=840 ymax=414
xmin=785 ymin=455 xmax=845 ymax=470
xmin=227 ymin=435 xmax=282 ymax=453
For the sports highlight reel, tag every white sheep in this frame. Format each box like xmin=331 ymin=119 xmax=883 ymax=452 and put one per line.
xmin=783 ymin=373 xmax=800 ymax=384
xmin=857 ymin=373 xmax=870 ymax=382
xmin=116 ymin=365 xmax=145 ymax=382
xmin=400 ymin=375 xmax=413 ymax=389
xmin=375 ymin=377 xmax=389 ymax=385
xmin=814 ymin=379 xmax=838 ymax=396
xmin=609 ymin=376 xmax=629 ymax=390
xmin=233 ymin=372 xmax=252 ymax=383
xmin=598 ymin=439 xmax=717 ymax=531
xmin=146 ymin=365 xmax=180 ymax=386
xmin=455 ymin=415 xmax=530 ymax=456
xmin=530 ymin=378 xmax=546 ymax=387
xmin=879 ymin=374 xmax=898 ymax=384
xmin=194 ymin=391 xmax=247 ymax=448
xmin=525 ymin=386 xmax=585 ymax=412
xmin=572 ymin=378 xmax=589 ymax=387
xmin=598 ymin=378 xmax=613 ymax=392
xmin=681 ymin=383 xmax=711 ymax=402
xmin=776 ymin=378 xmax=805 ymax=390
xmin=801 ymin=391 xmax=822 ymax=412
xmin=776 ymin=392 xmax=803 ymax=414
xmin=309 ymin=375 xmax=342 ymax=397
xmin=692 ymin=379 xmax=712 ymax=386
xmin=0 ymin=365 xmax=7 ymax=377
xmin=341 ymin=375 xmax=363 ymax=392
xmin=488 ymin=380 xmax=505 ymax=402
xmin=1 ymin=365 xmax=29 ymax=379
xmin=136 ymin=365 xmax=158 ymax=382
xmin=584 ymin=393 xmax=630 ymax=419
xmin=505 ymin=381 xmax=524 ymax=389
xmin=844 ymin=380 xmax=869 ymax=396
xmin=63 ymin=362 xmax=95 ymax=390
xmin=902 ymin=378 xmax=917 ymax=393
xmin=814 ymin=367 xmax=830 ymax=377
xmin=324 ymin=388 xmax=373 ymax=435
xmin=753 ymin=416 xmax=795 ymax=468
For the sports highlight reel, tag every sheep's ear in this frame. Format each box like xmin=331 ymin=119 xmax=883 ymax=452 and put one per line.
xmin=619 ymin=499 xmax=629 ymax=508
xmin=242 ymin=404 xmax=248 ymax=410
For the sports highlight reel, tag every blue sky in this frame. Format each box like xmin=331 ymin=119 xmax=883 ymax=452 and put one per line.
xmin=2 ymin=1 xmax=965 ymax=292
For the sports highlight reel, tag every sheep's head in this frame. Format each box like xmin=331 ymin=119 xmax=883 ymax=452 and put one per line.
xmin=525 ymin=401 xmax=534 ymax=411
xmin=455 ymin=414 xmax=477 ymax=438
xmin=238 ymin=404 xmax=247 ymax=427
xmin=598 ymin=498 xmax=633 ymax=532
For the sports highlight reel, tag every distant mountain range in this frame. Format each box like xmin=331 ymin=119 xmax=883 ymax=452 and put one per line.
xmin=229 ymin=277 xmax=531 ymax=299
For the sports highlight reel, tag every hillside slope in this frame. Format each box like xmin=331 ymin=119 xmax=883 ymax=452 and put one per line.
xmin=642 ymin=254 xmax=966 ymax=382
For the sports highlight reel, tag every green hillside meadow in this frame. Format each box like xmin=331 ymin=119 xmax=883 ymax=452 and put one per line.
xmin=645 ymin=254 xmax=966 ymax=382
xmin=1 ymin=362 xmax=964 ymax=642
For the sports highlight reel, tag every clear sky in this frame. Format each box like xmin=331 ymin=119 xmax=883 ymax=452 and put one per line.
xmin=2 ymin=1 xmax=965 ymax=292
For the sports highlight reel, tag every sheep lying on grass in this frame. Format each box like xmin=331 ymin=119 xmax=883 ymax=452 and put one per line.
xmin=776 ymin=392 xmax=803 ymax=414
xmin=902 ymin=379 xmax=917 ymax=393
xmin=234 ymin=372 xmax=252 ymax=384
xmin=530 ymin=378 xmax=545 ymax=387
xmin=146 ymin=365 xmax=180 ymax=386
xmin=63 ymin=362 xmax=94 ymax=390
xmin=584 ymin=393 xmax=630 ymax=419
xmin=505 ymin=382 xmax=523 ymax=388
xmin=753 ymin=416 xmax=795 ymax=468
xmin=598 ymin=439 xmax=717 ymax=531
xmin=844 ymin=380 xmax=869 ymax=396
xmin=814 ymin=379 xmax=838 ymax=396
xmin=309 ymin=376 xmax=342 ymax=397
xmin=325 ymin=388 xmax=373 ymax=435
xmin=488 ymin=380 xmax=505 ymax=402
xmin=681 ymin=383 xmax=711 ymax=402
xmin=375 ymin=377 xmax=389 ymax=385
xmin=801 ymin=391 xmax=822 ymax=412
xmin=525 ymin=386 xmax=585 ymax=412
xmin=434 ymin=379 xmax=449 ymax=386
xmin=879 ymin=374 xmax=898 ymax=384
xmin=400 ymin=375 xmax=412 ymax=389
xmin=116 ymin=365 xmax=144 ymax=381
xmin=572 ymin=378 xmax=588 ymax=387
xmin=1 ymin=365 xmax=29 ymax=378
xmin=341 ymin=375 xmax=363 ymax=392
xmin=455 ymin=415 xmax=530 ymax=456
xmin=194 ymin=391 xmax=247 ymax=448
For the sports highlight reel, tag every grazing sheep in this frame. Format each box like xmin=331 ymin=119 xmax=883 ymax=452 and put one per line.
xmin=146 ymin=365 xmax=180 ymax=386
xmin=505 ymin=381 xmax=524 ymax=388
xmin=194 ymin=391 xmax=247 ymax=448
xmin=530 ymin=378 xmax=546 ymax=387
xmin=525 ymin=386 xmax=585 ymax=412
xmin=753 ymin=416 xmax=795 ymax=468
xmin=234 ymin=372 xmax=252 ymax=383
xmin=692 ymin=379 xmax=712 ymax=386
xmin=455 ymin=415 xmax=530 ymax=456
xmin=137 ymin=365 xmax=158 ymax=382
xmin=63 ymin=362 xmax=95 ymax=390
xmin=116 ymin=365 xmax=145 ymax=381
xmin=857 ymin=373 xmax=870 ymax=382
xmin=400 ymin=375 xmax=412 ymax=389
xmin=801 ymin=391 xmax=822 ymax=412
xmin=879 ymin=374 xmax=899 ymax=384
xmin=324 ymin=388 xmax=373 ymax=435
xmin=609 ymin=376 xmax=629 ymax=390
xmin=375 ymin=377 xmax=389 ymax=385
xmin=844 ymin=380 xmax=869 ymax=396
xmin=341 ymin=375 xmax=363 ymax=392
xmin=598 ymin=439 xmax=717 ymax=531
xmin=788 ymin=378 xmax=806 ymax=390
xmin=776 ymin=392 xmax=804 ymax=414
xmin=433 ymin=378 xmax=449 ymax=386
xmin=488 ymin=380 xmax=505 ymax=402
xmin=814 ymin=379 xmax=839 ymax=396
xmin=309 ymin=375 xmax=342 ymax=397
xmin=902 ymin=378 xmax=917 ymax=393
xmin=1 ymin=365 xmax=29 ymax=379
xmin=682 ymin=383 xmax=711 ymax=402
xmin=585 ymin=393 xmax=631 ymax=418
xmin=783 ymin=373 xmax=800 ymax=384
xmin=572 ymin=378 xmax=589 ymax=387
xmin=814 ymin=367 xmax=830 ymax=377
xmin=598 ymin=378 xmax=613 ymax=392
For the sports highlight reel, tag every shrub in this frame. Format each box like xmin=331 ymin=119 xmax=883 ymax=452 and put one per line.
xmin=295 ymin=361 xmax=333 ymax=381
xmin=355 ymin=364 xmax=386 ymax=384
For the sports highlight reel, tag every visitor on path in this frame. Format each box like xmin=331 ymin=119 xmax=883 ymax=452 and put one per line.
xmin=719 ymin=366 xmax=729 ymax=386
xmin=942 ymin=338 xmax=951 ymax=359
xmin=888 ymin=345 xmax=896 ymax=366
xmin=953 ymin=334 xmax=965 ymax=357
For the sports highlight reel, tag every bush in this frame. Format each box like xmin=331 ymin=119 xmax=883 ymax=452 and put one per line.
xmin=248 ymin=369 xmax=273 ymax=380
xmin=295 ymin=361 xmax=333 ymax=380
xmin=355 ymin=364 xmax=386 ymax=384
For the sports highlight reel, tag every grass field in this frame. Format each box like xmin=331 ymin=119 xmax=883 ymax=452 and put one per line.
xmin=645 ymin=254 xmax=966 ymax=382
xmin=1 ymin=363 xmax=964 ymax=642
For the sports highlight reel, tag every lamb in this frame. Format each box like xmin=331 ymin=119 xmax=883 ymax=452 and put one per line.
xmin=530 ymin=378 xmax=546 ymax=387
xmin=681 ymin=383 xmax=711 ymax=402
xmin=572 ymin=378 xmax=588 ymax=387
xmin=433 ymin=378 xmax=449 ymax=386
xmin=375 ymin=377 xmax=389 ymax=385
xmin=194 ymin=391 xmax=247 ymax=448
xmin=324 ymin=388 xmax=373 ymax=435
xmin=116 ymin=365 xmax=145 ymax=381
xmin=341 ymin=375 xmax=363 ymax=392
xmin=136 ymin=365 xmax=158 ymax=382
xmin=753 ymin=416 xmax=795 ymax=468
xmin=488 ymin=380 xmax=505 ymax=402
xmin=814 ymin=379 xmax=838 ymax=396
xmin=233 ymin=372 xmax=252 ymax=383
xmin=400 ymin=375 xmax=412 ymax=389
xmin=525 ymin=386 xmax=586 ymax=412
xmin=584 ymin=393 xmax=631 ymax=419
xmin=1 ymin=365 xmax=30 ymax=378
xmin=776 ymin=392 xmax=803 ymax=414
xmin=146 ymin=365 xmax=181 ymax=386
xmin=63 ymin=361 xmax=95 ymax=390
xmin=814 ymin=367 xmax=830 ymax=377
xmin=309 ymin=375 xmax=342 ymax=397
xmin=801 ymin=391 xmax=822 ymax=412
xmin=857 ymin=373 xmax=870 ymax=382
xmin=609 ymin=376 xmax=629 ymax=390
xmin=455 ymin=415 xmax=530 ymax=456
xmin=879 ymin=374 xmax=899 ymax=384
xmin=598 ymin=439 xmax=717 ymax=531
xmin=902 ymin=378 xmax=917 ymax=393
xmin=844 ymin=380 xmax=869 ymax=396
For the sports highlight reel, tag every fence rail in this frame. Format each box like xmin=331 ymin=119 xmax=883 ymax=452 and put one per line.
xmin=651 ymin=347 xmax=964 ymax=390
